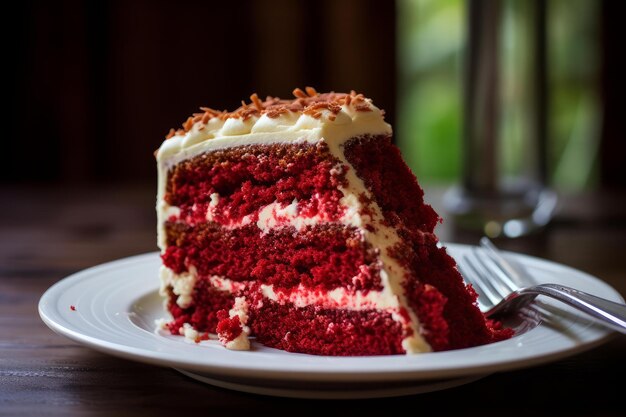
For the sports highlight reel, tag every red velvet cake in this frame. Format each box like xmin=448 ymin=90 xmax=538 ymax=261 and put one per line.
xmin=155 ymin=87 xmax=512 ymax=355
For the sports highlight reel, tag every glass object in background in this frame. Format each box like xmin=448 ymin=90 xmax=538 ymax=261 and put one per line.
xmin=397 ymin=0 xmax=601 ymax=216
xmin=442 ymin=0 xmax=557 ymax=238
xmin=549 ymin=0 xmax=601 ymax=191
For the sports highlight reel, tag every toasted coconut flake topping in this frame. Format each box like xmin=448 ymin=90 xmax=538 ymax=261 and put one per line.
xmin=292 ymin=88 xmax=308 ymax=98
xmin=183 ymin=117 xmax=194 ymax=132
xmin=165 ymin=87 xmax=376 ymax=138
xmin=250 ymin=93 xmax=263 ymax=111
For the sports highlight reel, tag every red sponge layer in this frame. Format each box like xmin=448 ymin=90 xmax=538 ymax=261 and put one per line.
xmin=343 ymin=135 xmax=439 ymax=233
xmin=165 ymin=142 xmax=347 ymax=225
xmin=162 ymin=223 xmax=381 ymax=291
xmin=166 ymin=283 xmax=405 ymax=355
xmin=405 ymin=243 xmax=514 ymax=349
xmin=247 ymin=295 xmax=405 ymax=356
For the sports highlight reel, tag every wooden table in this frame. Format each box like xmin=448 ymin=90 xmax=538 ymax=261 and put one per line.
xmin=2 ymin=184 xmax=625 ymax=416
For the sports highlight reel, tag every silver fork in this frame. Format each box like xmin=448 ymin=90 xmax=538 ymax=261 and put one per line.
xmin=458 ymin=237 xmax=626 ymax=334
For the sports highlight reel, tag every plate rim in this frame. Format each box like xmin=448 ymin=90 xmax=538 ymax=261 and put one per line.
xmin=38 ymin=245 xmax=621 ymax=382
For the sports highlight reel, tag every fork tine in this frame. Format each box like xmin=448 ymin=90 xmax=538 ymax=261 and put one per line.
xmin=471 ymin=247 xmax=516 ymax=296
xmin=466 ymin=248 xmax=511 ymax=300
xmin=457 ymin=261 xmax=492 ymax=313
xmin=459 ymin=253 xmax=501 ymax=307
xmin=480 ymin=237 xmax=525 ymax=289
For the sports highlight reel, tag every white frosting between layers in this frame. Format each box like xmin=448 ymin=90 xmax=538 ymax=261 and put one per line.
xmin=181 ymin=323 xmax=199 ymax=340
xmin=222 ymin=296 xmax=251 ymax=350
xmin=257 ymin=199 xmax=299 ymax=232
xmin=259 ymin=283 xmax=401 ymax=310
xmin=324 ymin=136 xmax=431 ymax=354
xmin=159 ymin=265 xmax=197 ymax=309
xmin=160 ymin=271 xmax=402 ymax=311
xmin=162 ymin=194 xmax=356 ymax=235
xmin=156 ymin=100 xmax=432 ymax=353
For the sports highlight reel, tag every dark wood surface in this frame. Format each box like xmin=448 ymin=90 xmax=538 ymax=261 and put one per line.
xmin=1 ymin=184 xmax=625 ymax=416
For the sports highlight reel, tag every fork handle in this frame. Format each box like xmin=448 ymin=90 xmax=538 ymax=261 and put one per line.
xmin=521 ymin=283 xmax=626 ymax=334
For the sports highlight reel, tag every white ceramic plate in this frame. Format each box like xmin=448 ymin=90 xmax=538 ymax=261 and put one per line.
xmin=39 ymin=244 xmax=623 ymax=398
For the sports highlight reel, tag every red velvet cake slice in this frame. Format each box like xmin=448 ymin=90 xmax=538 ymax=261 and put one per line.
xmin=155 ymin=87 xmax=512 ymax=355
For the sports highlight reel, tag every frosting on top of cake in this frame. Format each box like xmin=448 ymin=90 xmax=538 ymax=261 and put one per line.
xmin=156 ymin=88 xmax=391 ymax=160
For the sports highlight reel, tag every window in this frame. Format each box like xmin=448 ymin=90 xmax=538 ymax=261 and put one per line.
xmin=397 ymin=0 xmax=600 ymax=191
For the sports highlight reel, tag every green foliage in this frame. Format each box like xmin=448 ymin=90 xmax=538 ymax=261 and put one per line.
xmin=397 ymin=0 xmax=600 ymax=190
xmin=397 ymin=0 xmax=463 ymax=183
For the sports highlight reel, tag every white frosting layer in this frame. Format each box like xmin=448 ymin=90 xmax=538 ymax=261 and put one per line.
xmin=157 ymin=101 xmax=388 ymax=162
xmin=181 ymin=323 xmax=199 ymax=341
xmin=195 ymin=193 xmax=357 ymax=234
xmin=259 ymin=283 xmax=400 ymax=310
xmin=156 ymin=97 xmax=432 ymax=354
xmin=159 ymin=265 xmax=197 ymax=309
xmin=222 ymin=296 xmax=251 ymax=350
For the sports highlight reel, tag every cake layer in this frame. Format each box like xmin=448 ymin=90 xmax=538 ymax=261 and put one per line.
xmin=248 ymin=298 xmax=406 ymax=356
xmin=163 ymin=277 xmax=235 ymax=336
xmin=161 ymin=269 xmax=411 ymax=355
xmin=161 ymin=269 xmax=403 ymax=313
xmin=343 ymin=135 xmax=439 ymax=233
xmin=401 ymin=242 xmax=513 ymax=350
xmin=162 ymin=223 xmax=382 ymax=291
xmin=164 ymin=142 xmax=347 ymax=226
xmin=163 ymin=283 xmax=406 ymax=356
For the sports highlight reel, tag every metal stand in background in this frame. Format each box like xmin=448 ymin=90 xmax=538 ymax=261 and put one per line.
xmin=444 ymin=0 xmax=557 ymax=238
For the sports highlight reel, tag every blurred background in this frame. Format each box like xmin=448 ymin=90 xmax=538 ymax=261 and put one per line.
xmin=4 ymin=0 xmax=623 ymax=190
